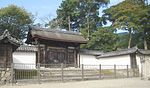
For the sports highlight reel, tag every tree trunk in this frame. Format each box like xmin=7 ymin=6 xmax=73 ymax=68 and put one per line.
xmin=68 ymin=16 xmax=71 ymax=31
xmin=128 ymin=29 xmax=132 ymax=49
xmin=87 ymin=16 xmax=90 ymax=40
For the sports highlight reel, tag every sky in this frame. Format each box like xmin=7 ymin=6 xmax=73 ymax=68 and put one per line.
xmin=0 ymin=0 xmax=125 ymax=24
xmin=0 ymin=0 xmax=63 ymax=24
xmin=0 ymin=0 xmax=149 ymax=25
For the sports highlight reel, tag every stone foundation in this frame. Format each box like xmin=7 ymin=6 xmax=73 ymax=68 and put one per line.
xmin=0 ymin=68 xmax=11 ymax=84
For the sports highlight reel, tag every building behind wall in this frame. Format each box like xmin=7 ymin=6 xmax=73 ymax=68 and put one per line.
xmin=25 ymin=26 xmax=87 ymax=66
xmin=0 ymin=30 xmax=20 ymax=68
xmin=0 ymin=30 xmax=20 ymax=82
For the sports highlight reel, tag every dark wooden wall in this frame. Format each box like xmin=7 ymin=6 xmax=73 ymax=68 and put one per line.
xmin=38 ymin=45 xmax=78 ymax=65
xmin=0 ymin=44 xmax=12 ymax=68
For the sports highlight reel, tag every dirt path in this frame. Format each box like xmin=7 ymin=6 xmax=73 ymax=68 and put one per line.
xmin=1 ymin=78 xmax=150 ymax=88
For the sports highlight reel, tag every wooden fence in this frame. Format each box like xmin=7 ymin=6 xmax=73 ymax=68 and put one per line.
xmin=1 ymin=63 xmax=140 ymax=84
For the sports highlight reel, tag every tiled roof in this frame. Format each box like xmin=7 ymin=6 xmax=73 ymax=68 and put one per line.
xmin=97 ymin=47 xmax=138 ymax=58
xmin=0 ymin=30 xmax=20 ymax=51
xmin=80 ymin=49 xmax=103 ymax=56
xmin=0 ymin=30 xmax=20 ymax=45
xmin=16 ymin=45 xmax=37 ymax=52
xmin=138 ymin=49 xmax=150 ymax=55
xmin=26 ymin=26 xmax=87 ymax=44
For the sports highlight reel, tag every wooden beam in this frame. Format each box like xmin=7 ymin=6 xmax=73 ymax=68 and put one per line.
xmin=10 ymin=45 xmax=13 ymax=67
xmin=78 ymin=46 xmax=80 ymax=67
xmin=74 ymin=48 xmax=76 ymax=66
xmin=65 ymin=47 xmax=68 ymax=64
xmin=35 ymin=38 xmax=40 ymax=63
xmin=4 ymin=45 xmax=7 ymax=67
xmin=74 ymin=47 xmax=78 ymax=67
xmin=43 ymin=45 xmax=47 ymax=64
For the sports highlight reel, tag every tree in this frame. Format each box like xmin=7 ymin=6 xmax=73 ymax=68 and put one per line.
xmin=56 ymin=0 xmax=79 ymax=31
xmin=127 ymin=0 xmax=150 ymax=50
xmin=56 ymin=0 xmax=109 ymax=38
xmin=83 ymin=27 xmax=117 ymax=52
xmin=116 ymin=32 xmax=129 ymax=49
xmin=134 ymin=1 xmax=150 ymax=50
xmin=0 ymin=5 xmax=33 ymax=40
xmin=103 ymin=0 xmax=145 ymax=49
xmin=46 ymin=18 xmax=62 ymax=29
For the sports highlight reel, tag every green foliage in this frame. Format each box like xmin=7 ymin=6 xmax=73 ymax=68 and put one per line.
xmin=56 ymin=0 xmax=79 ymax=30
xmin=116 ymin=32 xmax=129 ymax=49
xmin=56 ymin=0 xmax=109 ymax=32
xmin=103 ymin=1 xmax=142 ymax=31
xmin=117 ymin=32 xmax=143 ymax=49
xmin=103 ymin=0 xmax=150 ymax=49
xmin=137 ymin=5 xmax=150 ymax=47
xmin=82 ymin=27 xmax=117 ymax=52
xmin=0 ymin=5 xmax=33 ymax=40
xmin=56 ymin=0 xmax=111 ymax=51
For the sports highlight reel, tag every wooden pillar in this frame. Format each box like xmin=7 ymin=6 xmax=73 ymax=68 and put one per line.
xmin=35 ymin=38 xmax=40 ymax=63
xmin=81 ymin=64 xmax=84 ymax=80
xmin=61 ymin=63 xmax=64 ymax=82
xmin=43 ymin=45 xmax=47 ymax=64
xmin=37 ymin=63 xmax=41 ymax=84
xmin=78 ymin=46 xmax=80 ymax=67
xmin=4 ymin=45 xmax=7 ymax=67
xmin=6 ymin=45 xmax=8 ymax=67
xmin=127 ymin=65 xmax=129 ymax=78
xmin=38 ymin=42 xmax=40 ymax=63
xmin=74 ymin=47 xmax=77 ymax=67
xmin=10 ymin=63 xmax=14 ymax=85
xmin=114 ymin=64 xmax=116 ymax=78
xmin=65 ymin=46 xmax=68 ymax=64
xmin=10 ymin=45 xmax=13 ymax=67
xmin=99 ymin=64 xmax=102 ymax=79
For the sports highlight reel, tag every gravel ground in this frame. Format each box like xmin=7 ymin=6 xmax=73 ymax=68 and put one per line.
xmin=1 ymin=78 xmax=150 ymax=88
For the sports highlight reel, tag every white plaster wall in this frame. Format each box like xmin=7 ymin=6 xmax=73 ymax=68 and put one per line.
xmin=13 ymin=52 xmax=36 ymax=69
xmin=80 ymin=54 xmax=99 ymax=65
xmin=79 ymin=54 xmax=133 ymax=69
xmin=98 ymin=55 xmax=131 ymax=69
xmin=136 ymin=55 xmax=141 ymax=73
xmin=141 ymin=55 xmax=150 ymax=79
xmin=99 ymin=55 xmax=130 ymax=65
xmin=79 ymin=54 xmax=99 ymax=69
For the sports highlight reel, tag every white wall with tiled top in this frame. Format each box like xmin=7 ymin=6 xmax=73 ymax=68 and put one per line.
xmin=79 ymin=54 xmax=141 ymax=69
xmin=13 ymin=52 xmax=36 ymax=69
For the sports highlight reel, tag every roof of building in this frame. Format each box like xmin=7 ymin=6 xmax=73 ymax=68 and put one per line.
xmin=80 ymin=49 xmax=103 ymax=56
xmin=16 ymin=45 xmax=37 ymax=52
xmin=138 ymin=49 xmax=150 ymax=55
xmin=26 ymin=26 xmax=87 ymax=44
xmin=0 ymin=30 xmax=20 ymax=44
xmin=0 ymin=30 xmax=20 ymax=51
xmin=97 ymin=47 xmax=138 ymax=58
